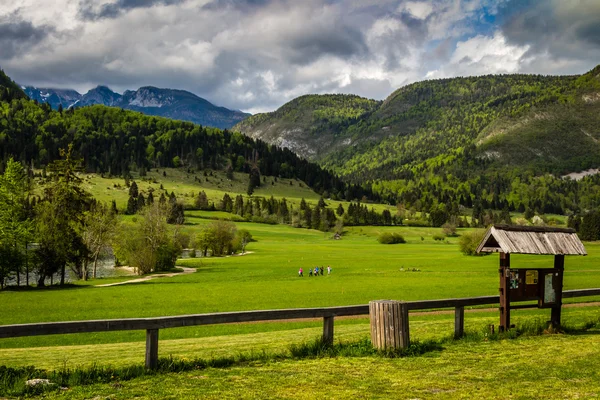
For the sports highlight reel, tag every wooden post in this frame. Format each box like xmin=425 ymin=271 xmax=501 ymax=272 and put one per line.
xmin=499 ymin=252 xmax=511 ymax=331
xmin=551 ymin=255 xmax=565 ymax=328
xmin=369 ymin=300 xmax=409 ymax=350
xmin=145 ymin=329 xmax=159 ymax=370
xmin=454 ymin=306 xmax=464 ymax=339
xmin=322 ymin=316 xmax=334 ymax=345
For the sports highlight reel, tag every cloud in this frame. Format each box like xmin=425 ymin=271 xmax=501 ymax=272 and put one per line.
xmin=499 ymin=0 xmax=600 ymax=74
xmin=426 ymin=32 xmax=529 ymax=78
xmin=0 ymin=15 xmax=53 ymax=59
xmin=0 ymin=0 xmax=598 ymax=113
xmin=79 ymin=0 xmax=187 ymax=20
xmin=400 ymin=1 xmax=434 ymax=19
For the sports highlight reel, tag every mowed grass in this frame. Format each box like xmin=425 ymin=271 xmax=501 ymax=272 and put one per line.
xmin=1 ymin=305 xmax=599 ymax=371
xmin=1 ymin=219 xmax=599 ymax=351
xmin=16 ymin=321 xmax=600 ymax=400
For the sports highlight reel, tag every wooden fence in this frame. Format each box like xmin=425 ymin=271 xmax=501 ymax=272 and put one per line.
xmin=1 ymin=288 xmax=599 ymax=369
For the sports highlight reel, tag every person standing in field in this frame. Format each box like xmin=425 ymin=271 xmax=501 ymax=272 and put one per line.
xmin=320 ymin=266 xmax=324 ymax=276
xmin=315 ymin=266 xmax=319 ymax=276
xmin=309 ymin=268 xmax=313 ymax=277
xmin=299 ymin=267 xmax=303 ymax=277
xmin=327 ymin=265 xmax=331 ymax=275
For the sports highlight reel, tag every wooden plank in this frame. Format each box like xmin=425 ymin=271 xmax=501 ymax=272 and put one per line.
xmin=406 ymin=295 xmax=499 ymax=310
xmin=145 ymin=329 xmax=159 ymax=370
xmin=563 ymin=288 xmax=600 ymax=298
xmin=0 ymin=305 xmax=369 ymax=339
xmin=399 ymin=302 xmax=409 ymax=349
xmin=383 ymin=302 xmax=390 ymax=349
xmin=368 ymin=302 xmax=374 ymax=346
xmin=393 ymin=302 xmax=400 ymax=348
xmin=0 ymin=290 xmax=597 ymax=340
xmin=322 ymin=316 xmax=334 ymax=346
xmin=551 ymin=255 xmax=565 ymax=327
xmin=454 ymin=306 xmax=464 ymax=339
xmin=378 ymin=302 xmax=384 ymax=349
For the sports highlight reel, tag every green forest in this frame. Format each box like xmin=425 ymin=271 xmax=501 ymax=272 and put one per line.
xmin=0 ymin=70 xmax=369 ymax=202
xmin=236 ymin=65 xmax=600 ymax=216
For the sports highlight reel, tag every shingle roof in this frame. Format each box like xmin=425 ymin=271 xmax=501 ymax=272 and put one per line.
xmin=476 ymin=224 xmax=587 ymax=255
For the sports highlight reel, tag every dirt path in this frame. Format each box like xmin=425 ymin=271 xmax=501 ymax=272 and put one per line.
xmin=95 ymin=267 xmax=196 ymax=287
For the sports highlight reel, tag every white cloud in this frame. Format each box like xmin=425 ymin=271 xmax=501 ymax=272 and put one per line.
xmin=400 ymin=1 xmax=434 ymax=19
xmin=426 ymin=32 xmax=529 ymax=78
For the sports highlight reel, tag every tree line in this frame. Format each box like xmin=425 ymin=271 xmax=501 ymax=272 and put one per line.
xmin=0 ymin=75 xmax=374 ymax=203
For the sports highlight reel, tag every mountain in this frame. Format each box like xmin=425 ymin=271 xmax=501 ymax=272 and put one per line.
xmin=22 ymin=85 xmax=250 ymax=129
xmin=234 ymin=66 xmax=600 ymax=180
xmin=78 ymin=85 xmax=122 ymax=107
xmin=118 ymin=86 xmax=249 ymax=129
xmin=23 ymin=87 xmax=81 ymax=109
xmin=234 ymin=94 xmax=380 ymax=160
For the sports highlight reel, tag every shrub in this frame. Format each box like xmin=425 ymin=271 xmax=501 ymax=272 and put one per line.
xmin=458 ymin=229 xmax=487 ymax=256
xmin=155 ymin=242 xmax=180 ymax=272
xmin=442 ymin=222 xmax=457 ymax=236
xmin=405 ymin=219 xmax=430 ymax=227
xmin=432 ymin=233 xmax=445 ymax=241
xmin=378 ymin=232 xmax=406 ymax=244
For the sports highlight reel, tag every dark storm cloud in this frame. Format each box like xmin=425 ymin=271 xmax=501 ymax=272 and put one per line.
xmin=80 ymin=0 xmax=186 ymax=20
xmin=0 ymin=16 xmax=52 ymax=60
xmin=575 ymin=22 xmax=600 ymax=47
xmin=286 ymin=24 xmax=368 ymax=65
xmin=499 ymin=0 xmax=600 ymax=65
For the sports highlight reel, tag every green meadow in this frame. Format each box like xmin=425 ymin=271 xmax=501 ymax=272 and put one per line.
xmin=1 ymin=217 xmax=599 ymax=353
xmin=3 ymin=174 xmax=600 ymax=398
xmin=79 ymin=168 xmax=399 ymax=214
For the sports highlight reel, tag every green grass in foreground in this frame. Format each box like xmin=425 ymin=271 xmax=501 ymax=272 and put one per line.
xmin=2 ymin=310 xmax=599 ymax=399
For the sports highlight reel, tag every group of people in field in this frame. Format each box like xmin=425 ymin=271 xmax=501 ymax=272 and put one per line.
xmin=298 ymin=265 xmax=331 ymax=277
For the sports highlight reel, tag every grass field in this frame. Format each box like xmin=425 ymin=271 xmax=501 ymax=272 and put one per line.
xmin=3 ymin=308 xmax=600 ymax=399
xmin=3 ymin=174 xmax=600 ymax=397
xmin=31 ymin=332 xmax=600 ymax=399
xmin=77 ymin=168 xmax=400 ymax=215
xmin=1 ymin=218 xmax=599 ymax=350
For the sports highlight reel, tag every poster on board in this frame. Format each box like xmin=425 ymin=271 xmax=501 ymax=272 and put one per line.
xmin=526 ymin=270 xmax=538 ymax=285
xmin=544 ymin=274 xmax=556 ymax=304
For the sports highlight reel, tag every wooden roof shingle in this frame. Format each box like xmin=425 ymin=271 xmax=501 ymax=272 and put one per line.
xmin=476 ymin=225 xmax=587 ymax=256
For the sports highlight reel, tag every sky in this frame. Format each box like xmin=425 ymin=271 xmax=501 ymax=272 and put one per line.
xmin=1 ymin=0 xmax=599 ymax=114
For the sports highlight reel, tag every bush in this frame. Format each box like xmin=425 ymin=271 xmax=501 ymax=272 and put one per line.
xmin=155 ymin=242 xmax=181 ymax=272
xmin=404 ymin=219 xmax=430 ymax=227
xmin=432 ymin=233 xmax=445 ymax=241
xmin=442 ymin=222 xmax=457 ymax=236
xmin=458 ymin=229 xmax=487 ymax=256
xmin=378 ymin=232 xmax=406 ymax=244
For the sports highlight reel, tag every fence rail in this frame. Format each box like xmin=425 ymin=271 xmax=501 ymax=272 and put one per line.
xmin=1 ymin=288 xmax=599 ymax=369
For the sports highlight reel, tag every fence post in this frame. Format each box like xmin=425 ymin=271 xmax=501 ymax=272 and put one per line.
xmin=454 ymin=306 xmax=464 ymax=338
xmin=145 ymin=329 xmax=159 ymax=370
xmin=323 ymin=316 xmax=334 ymax=345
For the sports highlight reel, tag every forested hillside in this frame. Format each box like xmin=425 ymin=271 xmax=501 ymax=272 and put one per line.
xmin=0 ymin=70 xmax=27 ymax=102
xmin=0 ymin=73 xmax=370 ymax=202
xmin=234 ymin=94 xmax=380 ymax=159
xmin=235 ymin=66 xmax=600 ymax=216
